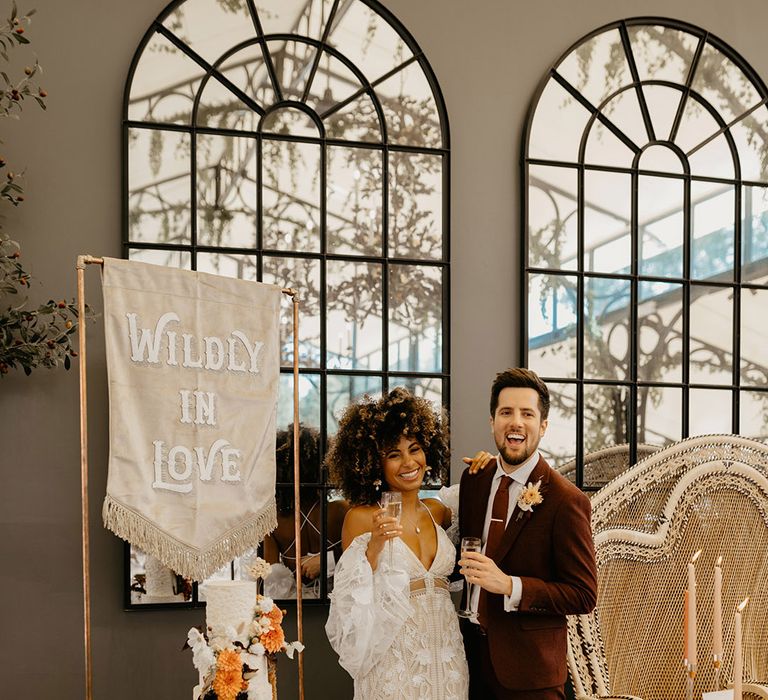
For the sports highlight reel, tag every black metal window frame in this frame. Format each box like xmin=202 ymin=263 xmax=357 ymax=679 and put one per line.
xmin=121 ymin=0 xmax=451 ymax=608
xmin=522 ymin=16 xmax=768 ymax=492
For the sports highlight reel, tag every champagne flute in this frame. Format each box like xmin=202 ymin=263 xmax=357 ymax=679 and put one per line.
xmin=380 ymin=491 xmax=402 ymax=568
xmin=457 ymin=536 xmax=482 ymax=619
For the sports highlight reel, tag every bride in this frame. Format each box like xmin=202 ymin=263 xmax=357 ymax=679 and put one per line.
xmin=325 ymin=387 xmax=469 ymax=699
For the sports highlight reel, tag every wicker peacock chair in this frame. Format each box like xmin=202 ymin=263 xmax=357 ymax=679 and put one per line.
xmin=567 ymin=434 xmax=768 ymax=700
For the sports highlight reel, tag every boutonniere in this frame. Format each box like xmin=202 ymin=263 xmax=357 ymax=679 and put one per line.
xmin=516 ymin=479 xmax=543 ymax=520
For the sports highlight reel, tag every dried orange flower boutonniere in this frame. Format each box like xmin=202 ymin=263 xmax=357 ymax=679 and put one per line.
xmin=516 ymin=480 xmax=543 ymax=520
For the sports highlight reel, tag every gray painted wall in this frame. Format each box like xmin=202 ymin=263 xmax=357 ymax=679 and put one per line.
xmin=1 ymin=0 xmax=765 ymax=697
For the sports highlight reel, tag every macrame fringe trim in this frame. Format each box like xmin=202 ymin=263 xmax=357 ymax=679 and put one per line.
xmin=102 ymin=495 xmax=277 ymax=582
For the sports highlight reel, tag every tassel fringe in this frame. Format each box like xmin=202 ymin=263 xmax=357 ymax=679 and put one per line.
xmin=102 ymin=495 xmax=277 ymax=582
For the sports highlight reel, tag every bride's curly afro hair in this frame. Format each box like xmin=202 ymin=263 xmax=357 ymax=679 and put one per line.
xmin=325 ymin=387 xmax=449 ymax=506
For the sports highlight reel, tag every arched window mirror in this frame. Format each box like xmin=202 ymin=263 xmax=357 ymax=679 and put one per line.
xmin=123 ymin=0 xmax=449 ymax=607
xmin=523 ymin=18 xmax=768 ymax=489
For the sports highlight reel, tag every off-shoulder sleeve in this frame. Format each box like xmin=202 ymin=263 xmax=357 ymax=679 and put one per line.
xmin=325 ymin=533 xmax=411 ymax=679
xmin=438 ymin=483 xmax=460 ymax=545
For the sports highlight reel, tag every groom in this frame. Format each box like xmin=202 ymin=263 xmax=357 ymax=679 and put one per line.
xmin=458 ymin=368 xmax=597 ymax=699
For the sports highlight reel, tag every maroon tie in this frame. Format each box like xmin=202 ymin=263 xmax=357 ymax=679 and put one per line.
xmin=478 ymin=475 xmax=512 ymax=627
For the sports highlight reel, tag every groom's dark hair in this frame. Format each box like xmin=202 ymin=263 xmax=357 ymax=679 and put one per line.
xmin=490 ymin=367 xmax=550 ymax=420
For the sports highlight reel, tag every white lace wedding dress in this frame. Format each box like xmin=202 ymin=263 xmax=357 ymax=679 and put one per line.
xmin=325 ymin=510 xmax=469 ymax=699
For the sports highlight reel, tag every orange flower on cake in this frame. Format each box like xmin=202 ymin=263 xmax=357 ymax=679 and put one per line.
xmin=211 ymin=648 xmax=248 ymax=700
xmin=260 ymin=625 xmax=285 ymax=654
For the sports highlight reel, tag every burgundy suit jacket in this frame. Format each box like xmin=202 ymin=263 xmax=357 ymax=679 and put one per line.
xmin=458 ymin=455 xmax=597 ymax=690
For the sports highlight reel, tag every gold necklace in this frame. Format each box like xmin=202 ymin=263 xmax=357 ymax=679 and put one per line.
xmin=402 ymin=501 xmax=427 ymax=534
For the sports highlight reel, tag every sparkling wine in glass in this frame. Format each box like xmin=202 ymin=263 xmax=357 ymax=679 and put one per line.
xmin=458 ymin=536 xmax=482 ymax=619
xmin=380 ymin=491 xmax=402 ymax=568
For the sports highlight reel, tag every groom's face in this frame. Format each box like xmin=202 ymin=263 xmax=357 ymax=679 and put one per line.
xmin=490 ymin=387 xmax=548 ymax=470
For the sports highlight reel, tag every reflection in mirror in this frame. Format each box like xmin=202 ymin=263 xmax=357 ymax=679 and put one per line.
xmin=740 ymin=391 xmax=768 ymax=441
xmin=261 ymin=107 xmax=319 ymax=137
xmin=741 ymin=288 xmax=768 ymax=387
xmin=639 ymin=144 xmax=683 ymax=173
xmin=256 ymin=0 xmax=334 ymax=40
xmin=528 ymin=78 xmax=592 ymax=162
xmin=262 ymin=139 xmax=321 ymax=252
xmin=196 ymin=252 xmax=258 ymax=280
xmin=642 ymin=85 xmax=684 ymax=142
xmin=128 ymin=248 xmax=191 ymax=269
xmin=327 ymin=146 xmax=383 ymax=256
xmin=638 ymin=281 xmax=683 ymax=383
xmin=326 ymin=261 xmax=382 ymax=370
xmin=264 ymin=257 xmax=321 ymax=367
xmin=638 ymin=175 xmax=684 ymax=278
xmin=742 ymin=187 xmax=768 ymax=281
xmin=691 ymin=182 xmax=734 ymax=280
xmin=196 ymin=134 xmax=258 ymax=248
xmin=689 ymin=285 xmax=733 ymax=385
xmin=730 ymin=106 xmax=768 ymax=182
xmin=583 ymin=277 xmax=630 ymax=381
xmin=267 ymin=39 xmax=318 ymax=100
xmin=637 ymin=386 xmax=682 ymax=446
xmin=389 ymin=376 xmax=443 ymax=407
xmin=540 ymin=382 xmax=577 ymax=473
xmin=674 ymin=95 xmax=722 ymax=154
xmin=389 ymin=152 xmax=443 ymax=260
xmin=528 ymin=165 xmax=578 ymax=271
xmin=129 ymin=549 xmax=193 ymax=605
xmin=688 ymin=133 xmax=734 ymax=179
xmin=600 ymin=88 xmax=646 ymax=148
xmin=584 ymin=120 xmax=634 ymax=168
xmin=388 ymin=264 xmax=442 ymax=373
xmin=326 ymin=374 xmax=382 ymax=436
xmin=195 ymin=73 xmax=260 ymax=131
xmin=277 ymin=374 xmax=321 ymax=435
xmin=689 ymin=388 xmax=732 ymax=434
xmin=584 ymin=170 xmax=630 ymax=274
xmin=217 ymin=44 xmax=275 ymax=111
xmin=583 ymin=384 xmax=629 ymax=472
xmin=323 ymin=91 xmax=382 ymax=142
xmin=305 ymin=50 xmax=367 ymax=117
xmin=627 ymin=25 xmax=698 ymax=85
xmin=527 ymin=273 xmax=577 ymax=379
xmin=128 ymin=129 xmax=191 ymax=245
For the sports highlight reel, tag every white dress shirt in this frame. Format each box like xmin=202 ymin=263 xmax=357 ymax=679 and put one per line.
xmin=468 ymin=450 xmax=540 ymax=620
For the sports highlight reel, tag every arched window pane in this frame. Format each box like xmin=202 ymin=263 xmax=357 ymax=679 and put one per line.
xmin=527 ymin=273 xmax=577 ymax=379
xmin=584 ymin=120 xmax=635 ymax=168
xmin=691 ymin=181 xmax=734 ymax=279
xmin=528 ymin=165 xmax=578 ymax=271
xmin=529 ymin=78 xmax=592 ymax=162
xmin=627 ymin=25 xmax=698 ymax=84
xmin=730 ymin=107 xmax=768 ymax=182
xmin=689 ymin=285 xmax=733 ymax=385
xmin=742 ymin=186 xmax=768 ymax=279
xmin=601 ymin=88 xmax=647 ymax=147
xmin=642 ymin=85 xmax=684 ymax=141
xmin=196 ymin=75 xmax=260 ymax=130
xmin=688 ymin=134 xmax=735 ymax=179
xmin=638 ymin=281 xmax=683 ymax=383
xmin=638 ymin=386 xmax=682 ymax=446
xmin=584 ymin=170 xmax=631 ymax=274
xmin=583 ymin=277 xmax=631 ymax=380
xmin=675 ymin=96 xmax=722 ymax=154
xmin=638 ymin=175 xmax=684 ymax=277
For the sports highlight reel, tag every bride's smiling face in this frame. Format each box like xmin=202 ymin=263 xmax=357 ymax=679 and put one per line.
xmin=381 ymin=435 xmax=427 ymax=493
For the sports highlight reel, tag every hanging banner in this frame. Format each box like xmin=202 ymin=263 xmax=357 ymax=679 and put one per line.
xmin=101 ymin=258 xmax=280 ymax=581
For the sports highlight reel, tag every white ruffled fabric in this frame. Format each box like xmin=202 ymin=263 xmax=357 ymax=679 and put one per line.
xmin=326 ymin=525 xmax=469 ymax=699
xmin=437 ymin=484 xmax=461 ymax=545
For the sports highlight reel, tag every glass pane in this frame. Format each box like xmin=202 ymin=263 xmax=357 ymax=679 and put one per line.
xmin=691 ymin=182 xmax=734 ymax=280
xmin=742 ymin=187 xmax=768 ymax=281
xmin=195 ymin=73 xmax=260 ymax=131
xmin=528 ymin=165 xmax=578 ymax=271
xmin=263 ymin=256 xmax=321 ymax=368
xmin=584 ymin=170 xmax=631 ymax=274
xmin=219 ymin=44 xmax=275 ymax=110
xmin=741 ymin=288 xmax=768 ymax=387
xmin=327 ymin=146 xmax=383 ymax=256
xmin=305 ymin=50 xmax=366 ymax=114
xmin=583 ymin=384 xmax=629 ymax=477
xmin=529 ymin=78 xmax=592 ymax=162
xmin=196 ymin=252 xmax=258 ymax=280
xmin=637 ymin=386 xmax=682 ymax=446
xmin=375 ymin=60 xmax=442 ymax=148
xmin=675 ymin=95 xmax=722 ymax=154
xmin=729 ymin=106 xmax=768 ymax=183
xmin=277 ymin=373 xmax=321 ymax=435
xmin=261 ymin=108 xmax=319 ymax=137
xmin=638 ymin=145 xmax=683 ymax=173
xmin=689 ymin=388 xmax=733 ymax=434
xmin=323 ymin=92 xmax=382 ymax=142
xmin=389 ymin=151 xmax=443 ymax=260
xmin=389 ymin=264 xmax=442 ymax=373
xmin=326 ymin=0 xmax=413 ymax=84
xmin=388 ymin=376 xmax=443 ymax=406
xmin=128 ymin=248 xmax=191 ymax=269
xmin=642 ymin=85 xmax=684 ymax=142
xmin=541 ymin=382 xmax=576 ymax=474
xmin=638 ymin=281 xmax=684 ymax=383
xmin=690 ymin=43 xmax=762 ymax=124
xmin=161 ymin=0 xmax=256 ymax=65
xmin=600 ymin=88 xmax=647 ymax=148
xmin=627 ymin=25 xmax=699 ymax=85
xmin=262 ymin=139 xmax=321 ymax=252
xmin=688 ymin=134 xmax=735 ymax=179
xmin=527 ymin=273 xmax=577 ymax=379
xmin=326 ymin=261 xmax=382 ymax=370
xmin=638 ymin=175 xmax=684 ymax=278
xmin=266 ymin=39 xmax=317 ymax=100
xmin=584 ymin=277 xmax=631 ymax=381
xmin=740 ymin=391 xmax=768 ymax=440
xmin=584 ymin=119 xmax=635 ymax=168
xmin=128 ymin=128 xmax=191 ymax=245
xmin=326 ymin=374 xmax=383 ymax=435
xmin=196 ymin=134 xmax=257 ymax=248
xmin=129 ymin=549 xmax=191 ymax=605
xmin=689 ymin=285 xmax=733 ymax=385
xmin=128 ymin=31 xmax=204 ymax=125
xmin=256 ymin=0 xmax=335 ymax=40
xmin=556 ymin=29 xmax=631 ymax=108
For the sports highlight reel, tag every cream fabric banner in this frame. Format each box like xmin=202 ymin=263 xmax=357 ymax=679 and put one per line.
xmin=101 ymin=258 xmax=280 ymax=581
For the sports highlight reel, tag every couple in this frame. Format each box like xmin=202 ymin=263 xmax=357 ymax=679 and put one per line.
xmin=325 ymin=368 xmax=598 ymax=699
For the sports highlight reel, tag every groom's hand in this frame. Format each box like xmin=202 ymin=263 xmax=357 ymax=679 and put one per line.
xmin=458 ymin=551 xmax=512 ymax=595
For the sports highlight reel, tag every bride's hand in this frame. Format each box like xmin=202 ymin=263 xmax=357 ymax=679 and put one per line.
xmin=462 ymin=450 xmax=495 ymax=474
xmin=367 ymin=508 xmax=403 ymax=561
